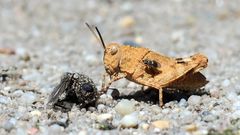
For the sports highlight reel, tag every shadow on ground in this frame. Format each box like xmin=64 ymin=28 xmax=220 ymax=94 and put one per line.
xmin=116 ymin=87 xmax=209 ymax=105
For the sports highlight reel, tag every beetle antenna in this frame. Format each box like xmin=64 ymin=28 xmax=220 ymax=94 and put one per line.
xmin=85 ymin=23 xmax=106 ymax=50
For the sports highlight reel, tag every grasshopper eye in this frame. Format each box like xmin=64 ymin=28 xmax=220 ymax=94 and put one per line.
xmin=110 ymin=46 xmax=118 ymax=55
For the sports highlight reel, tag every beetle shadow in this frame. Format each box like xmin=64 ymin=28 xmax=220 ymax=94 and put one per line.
xmin=115 ymin=87 xmax=208 ymax=105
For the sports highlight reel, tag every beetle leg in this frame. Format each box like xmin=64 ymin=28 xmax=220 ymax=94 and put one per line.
xmin=159 ymin=88 xmax=163 ymax=107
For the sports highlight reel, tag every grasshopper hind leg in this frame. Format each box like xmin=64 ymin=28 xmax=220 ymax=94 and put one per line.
xmin=159 ymin=88 xmax=163 ymax=107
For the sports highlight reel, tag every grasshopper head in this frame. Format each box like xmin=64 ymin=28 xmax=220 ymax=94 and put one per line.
xmin=86 ymin=23 xmax=122 ymax=76
xmin=103 ymin=43 xmax=122 ymax=75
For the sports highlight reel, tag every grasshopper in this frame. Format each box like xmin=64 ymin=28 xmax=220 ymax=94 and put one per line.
xmin=86 ymin=23 xmax=208 ymax=106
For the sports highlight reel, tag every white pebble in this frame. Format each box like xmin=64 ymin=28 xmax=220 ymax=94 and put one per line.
xmin=0 ymin=95 xmax=11 ymax=104
xmin=115 ymin=99 xmax=135 ymax=116
xmin=97 ymin=104 xmax=106 ymax=111
xmin=78 ymin=130 xmax=87 ymax=135
xmin=140 ymin=122 xmax=150 ymax=130
xmin=181 ymin=111 xmax=195 ymax=123
xmin=231 ymin=110 xmax=240 ymax=119
xmin=119 ymin=16 xmax=135 ymax=28
xmin=16 ymin=128 xmax=27 ymax=135
xmin=226 ymin=92 xmax=238 ymax=102
xmin=209 ymin=88 xmax=220 ymax=98
xmin=84 ymin=54 xmax=98 ymax=65
xmin=99 ymin=94 xmax=107 ymax=99
xmin=15 ymin=106 xmax=27 ymax=119
xmin=188 ymin=95 xmax=201 ymax=106
xmin=120 ymin=113 xmax=138 ymax=128
xmin=97 ymin=113 xmax=113 ymax=123
xmin=233 ymin=101 xmax=240 ymax=111
xmin=48 ymin=124 xmax=64 ymax=134
xmin=3 ymin=118 xmax=17 ymax=131
xmin=178 ymin=99 xmax=188 ymax=107
xmin=171 ymin=30 xmax=185 ymax=43
xmin=222 ymin=79 xmax=230 ymax=87
xmin=121 ymin=2 xmax=133 ymax=12
xmin=12 ymin=90 xmax=24 ymax=97
xmin=161 ymin=108 xmax=170 ymax=114
xmin=20 ymin=92 xmax=37 ymax=105
xmin=127 ymin=82 xmax=138 ymax=88
xmin=30 ymin=110 xmax=42 ymax=117
xmin=4 ymin=86 xmax=11 ymax=91
xmin=16 ymin=47 xmax=26 ymax=55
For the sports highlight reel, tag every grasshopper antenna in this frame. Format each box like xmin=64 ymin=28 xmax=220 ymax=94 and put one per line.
xmin=85 ymin=23 xmax=106 ymax=50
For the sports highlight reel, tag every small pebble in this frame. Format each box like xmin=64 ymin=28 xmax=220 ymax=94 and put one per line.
xmin=97 ymin=113 xmax=113 ymax=123
xmin=15 ymin=106 xmax=27 ymax=119
xmin=233 ymin=101 xmax=240 ymax=111
xmin=226 ymin=92 xmax=238 ymax=102
xmin=20 ymin=53 xmax=31 ymax=62
xmin=181 ymin=111 xmax=195 ymax=124
xmin=120 ymin=113 xmax=138 ymax=128
xmin=16 ymin=47 xmax=26 ymax=55
xmin=4 ymin=86 xmax=11 ymax=91
xmin=188 ymin=95 xmax=201 ymax=106
xmin=84 ymin=54 xmax=98 ymax=65
xmin=171 ymin=30 xmax=184 ymax=43
xmin=222 ymin=79 xmax=230 ymax=87
xmin=98 ymin=94 xmax=113 ymax=105
xmin=16 ymin=128 xmax=27 ymax=135
xmin=106 ymin=88 xmax=120 ymax=99
xmin=209 ymin=88 xmax=220 ymax=98
xmin=0 ymin=48 xmax=15 ymax=55
xmin=12 ymin=90 xmax=24 ymax=97
xmin=20 ymin=92 xmax=37 ymax=105
xmin=121 ymin=2 xmax=133 ymax=12
xmin=135 ymin=36 xmax=143 ymax=44
xmin=27 ymin=127 xmax=38 ymax=135
xmin=119 ymin=16 xmax=135 ymax=28
xmin=0 ymin=95 xmax=11 ymax=104
xmin=78 ymin=130 xmax=87 ymax=135
xmin=178 ymin=99 xmax=188 ymax=107
xmin=115 ymin=99 xmax=135 ymax=116
xmin=161 ymin=108 xmax=170 ymax=114
xmin=30 ymin=110 xmax=41 ymax=117
xmin=3 ymin=118 xmax=17 ymax=131
xmin=201 ymin=111 xmax=218 ymax=122
xmin=48 ymin=124 xmax=64 ymax=134
xmin=88 ymin=106 xmax=96 ymax=112
xmin=184 ymin=124 xmax=197 ymax=132
xmin=151 ymin=120 xmax=170 ymax=129
xmin=140 ymin=123 xmax=150 ymax=130
xmin=97 ymin=104 xmax=106 ymax=111
xmin=127 ymin=82 xmax=138 ymax=88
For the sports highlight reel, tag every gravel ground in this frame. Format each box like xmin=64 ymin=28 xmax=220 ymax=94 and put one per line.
xmin=1 ymin=0 xmax=240 ymax=134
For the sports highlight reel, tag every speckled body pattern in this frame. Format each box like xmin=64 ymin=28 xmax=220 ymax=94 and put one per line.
xmin=103 ymin=43 xmax=208 ymax=106
xmin=47 ymin=72 xmax=98 ymax=112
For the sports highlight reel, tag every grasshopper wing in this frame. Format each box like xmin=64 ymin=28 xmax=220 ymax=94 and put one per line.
xmin=167 ymin=71 xmax=208 ymax=91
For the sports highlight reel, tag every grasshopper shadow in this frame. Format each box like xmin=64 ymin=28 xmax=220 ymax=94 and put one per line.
xmin=116 ymin=87 xmax=208 ymax=105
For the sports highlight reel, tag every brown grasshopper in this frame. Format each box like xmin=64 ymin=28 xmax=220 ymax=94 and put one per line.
xmin=86 ymin=23 xmax=208 ymax=107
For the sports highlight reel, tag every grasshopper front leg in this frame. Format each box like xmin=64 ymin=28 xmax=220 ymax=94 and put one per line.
xmin=100 ymin=73 xmax=127 ymax=94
